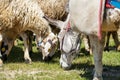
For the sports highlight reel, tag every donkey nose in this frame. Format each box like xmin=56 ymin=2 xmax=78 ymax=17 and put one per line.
xmin=60 ymin=62 xmax=71 ymax=70
xmin=61 ymin=64 xmax=71 ymax=70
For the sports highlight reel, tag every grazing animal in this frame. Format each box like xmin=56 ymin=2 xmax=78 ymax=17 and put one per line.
xmin=1 ymin=31 xmax=33 ymax=63
xmin=45 ymin=0 xmax=120 ymax=80
xmin=44 ymin=15 xmax=81 ymax=69
xmin=0 ymin=0 xmax=57 ymax=66
xmin=1 ymin=0 xmax=71 ymax=63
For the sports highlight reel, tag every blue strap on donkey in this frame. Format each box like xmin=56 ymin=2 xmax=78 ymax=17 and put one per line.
xmin=109 ymin=0 xmax=120 ymax=9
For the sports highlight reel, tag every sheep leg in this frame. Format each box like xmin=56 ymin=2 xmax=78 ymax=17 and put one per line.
xmin=0 ymin=58 xmax=3 ymax=67
xmin=0 ymin=33 xmax=3 ymax=66
xmin=28 ymin=31 xmax=33 ymax=53
xmin=111 ymin=31 xmax=120 ymax=51
xmin=4 ymin=40 xmax=14 ymax=61
xmin=20 ymin=32 xmax=32 ymax=64
xmin=83 ymin=35 xmax=92 ymax=54
xmin=89 ymin=32 xmax=105 ymax=80
xmin=0 ymin=36 xmax=14 ymax=62
xmin=104 ymin=32 xmax=111 ymax=51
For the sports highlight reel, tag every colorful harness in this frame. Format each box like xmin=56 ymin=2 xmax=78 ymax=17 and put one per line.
xmin=106 ymin=0 xmax=120 ymax=9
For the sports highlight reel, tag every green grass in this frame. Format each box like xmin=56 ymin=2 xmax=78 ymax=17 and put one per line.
xmin=0 ymin=37 xmax=120 ymax=80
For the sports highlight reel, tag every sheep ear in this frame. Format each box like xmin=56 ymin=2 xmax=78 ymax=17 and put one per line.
xmin=44 ymin=16 xmax=65 ymax=29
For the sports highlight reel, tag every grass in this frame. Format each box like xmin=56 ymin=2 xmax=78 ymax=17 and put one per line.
xmin=0 ymin=36 xmax=120 ymax=80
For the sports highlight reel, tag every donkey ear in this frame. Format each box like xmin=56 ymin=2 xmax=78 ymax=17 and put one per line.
xmin=44 ymin=16 xmax=65 ymax=29
xmin=44 ymin=13 xmax=70 ymax=30
xmin=65 ymin=0 xmax=70 ymax=13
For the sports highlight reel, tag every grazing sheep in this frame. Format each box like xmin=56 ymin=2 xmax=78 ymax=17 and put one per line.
xmin=0 ymin=0 xmax=57 ymax=66
xmin=1 ymin=0 xmax=69 ymax=63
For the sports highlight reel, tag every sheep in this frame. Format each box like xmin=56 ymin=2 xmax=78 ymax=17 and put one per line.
xmin=0 ymin=0 xmax=58 ymax=66
xmin=1 ymin=0 xmax=70 ymax=63
xmin=1 ymin=0 xmax=81 ymax=69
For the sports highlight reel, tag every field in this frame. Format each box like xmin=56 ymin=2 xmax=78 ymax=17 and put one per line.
xmin=0 ymin=36 xmax=120 ymax=80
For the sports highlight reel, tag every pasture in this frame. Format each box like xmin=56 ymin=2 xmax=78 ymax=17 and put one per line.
xmin=0 ymin=36 xmax=120 ymax=80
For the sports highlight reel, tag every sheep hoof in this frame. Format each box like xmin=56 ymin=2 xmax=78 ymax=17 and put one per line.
xmin=25 ymin=59 xmax=32 ymax=64
xmin=117 ymin=45 xmax=120 ymax=51
xmin=104 ymin=47 xmax=109 ymax=52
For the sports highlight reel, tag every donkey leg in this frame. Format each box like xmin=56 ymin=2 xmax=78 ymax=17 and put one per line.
xmin=89 ymin=32 xmax=105 ymax=80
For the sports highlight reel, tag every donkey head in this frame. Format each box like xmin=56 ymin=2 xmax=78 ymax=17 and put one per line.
xmin=44 ymin=14 xmax=81 ymax=69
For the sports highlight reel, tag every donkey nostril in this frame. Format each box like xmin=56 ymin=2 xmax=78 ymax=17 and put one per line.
xmin=62 ymin=65 xmax=71 ymax=70
xmin=60 ymin=62 xmax=71 ymax=70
